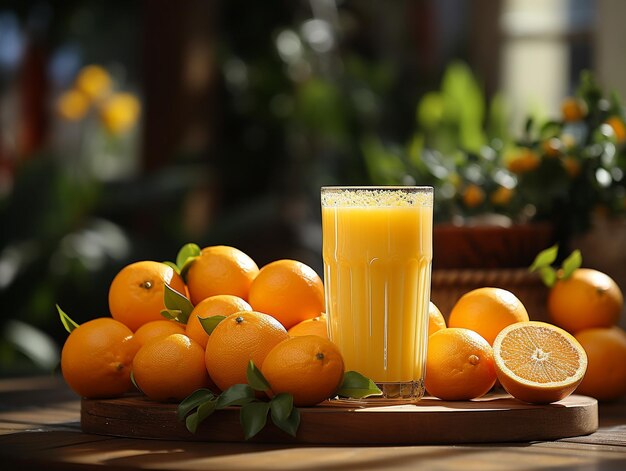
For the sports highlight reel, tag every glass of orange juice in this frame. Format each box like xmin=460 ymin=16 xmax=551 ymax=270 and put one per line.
xmin=321 ymin=186 xmax=433 ymax=402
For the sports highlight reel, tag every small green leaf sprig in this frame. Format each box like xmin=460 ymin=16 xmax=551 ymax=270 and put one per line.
xmin=56 ymin=304 xmax=79 ymax=333
xmin=178 ymin=363 xmax=382 ymax=440
xmin=529 ymin=245 xmax=583 ymax=287
xmin=160 ymin=243 xmax=202 ymax=324
xmin=163 ymin=242 xmax=201 ymax=280
xmin=177 ymin=361 xmax=299 ymax=440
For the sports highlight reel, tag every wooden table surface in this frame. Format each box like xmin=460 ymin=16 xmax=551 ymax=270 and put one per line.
xmin=1 ymin=375 xmax=626 ymax=470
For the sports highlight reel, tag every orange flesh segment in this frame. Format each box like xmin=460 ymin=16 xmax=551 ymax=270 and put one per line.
xmin=498 ymin=325 xmax=583 ymax=384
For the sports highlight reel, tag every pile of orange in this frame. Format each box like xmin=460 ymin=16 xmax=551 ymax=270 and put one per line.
xmin=426 ymin=286 xmax=592 ymax=405
xmin=427 ymin=265 xmax=625 ymax=404
xmin=60 ymin=241 xmax=626 ymax=408
xmin=547 ymin=268 xmax=626 ymax=402
xmin=61 ymin=245 xmax=338 ymax=405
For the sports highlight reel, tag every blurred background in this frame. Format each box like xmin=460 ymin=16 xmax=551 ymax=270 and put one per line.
xmin=1 ymin=0 xmax=625 ymax=376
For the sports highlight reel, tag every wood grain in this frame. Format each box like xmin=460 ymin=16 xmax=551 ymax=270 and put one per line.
xmin=81 ymin=393 xmax=598 ymax=445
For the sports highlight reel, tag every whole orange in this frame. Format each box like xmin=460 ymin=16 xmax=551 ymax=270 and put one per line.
xmin=205 ymin=311 xmax=289 ymax=391
xmin=548 ymin=268 xmax=623 ymax=334
xmin=288 ymin=313 xmax=328 ymax=339
xmin=61 ymin=317 xmax=139 ymax=398
xmin=132 ymin=334 xmax=211 ymax=402
xmin=448 ymin=287 xmax=529 ymax=345
xmin=261 ymin=335 xmax=344 ymax=406
xmin=574 ymin=326 xmax=626 ymax=401
xmin=133 ymin=320 xmax=186 ymax=348
xmin=428 ymin=302 xmax=446 ymax=337
xmin=185 ymin=295 xmax=252 ymax=348
xmin=425 ymin=328 xmax=496 ymax=401
xmin=185 ymin=246 xmax=259 ymax=305
xmin=108 ymin=261 xmax=186 ymax=332
xmin=248 ymin=259 xmax=324 ymax=329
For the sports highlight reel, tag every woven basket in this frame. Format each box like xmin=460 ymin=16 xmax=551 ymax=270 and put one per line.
xmin=431 ymin=268 xmax=550 ymax=323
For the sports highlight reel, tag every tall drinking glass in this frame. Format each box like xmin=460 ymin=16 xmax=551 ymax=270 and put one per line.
xmin=321 ymin=186 xmax=433 ymax=402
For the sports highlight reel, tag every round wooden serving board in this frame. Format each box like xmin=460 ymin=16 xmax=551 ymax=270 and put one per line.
xmin=81 ymin=393 xmax=598 ymax=445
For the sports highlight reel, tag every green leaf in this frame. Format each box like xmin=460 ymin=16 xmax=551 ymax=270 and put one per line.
xmin=199 ymin=315 xmax=226 ymax=336
xmin=197 ymin=400 xmax=217 ymax=424
xmin=176 ymin=243 xmax=201 ymax=281
xmin=176 ymin=243 xmax=201 ymax=270
xmin=560 ymin=249 xmax=582 ymax=281
xmin=529 ymin=245 xmax=559 ymax=273
xmin=272 ymin=406 xmax=300 ymax=437
xmin=177 ymin=388 xmax=216 ymax=421
xmin=270 ymin=393 xmax=293 ymax=422
xmin=247 ymin=360 xmax=271 ymax=392
xmin=163 ymin=284 xmax=194 ymax=324
xmin=240 ymin=401 xmax=270 ymax=440
xmin=130 ymin=370 xmax=142 ymax=393
xmin=160 ymin=309 xmax=182 ymax=322
xmin=162 ymin=261 xmax=180 ymax=274
xmin=539 ymin=266 xmax=558 ymax=288
xmin=56 ymin=304 xmax=79 ymax=334
xmin=185 ymin=411 xmax=199 ymax=433
xmin=337 ymin=371 xmax=382 ymax=399
xmin=185 ymin=400 xmax=217 ymax=434
xmin=216 ymin=384 xmax=255 ymax=409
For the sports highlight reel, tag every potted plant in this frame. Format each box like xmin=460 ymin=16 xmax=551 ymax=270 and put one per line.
xmin=364 ymin=64 xmax=625 ymax=268
xmin=363 ymin=64 xmax=626 ymax=318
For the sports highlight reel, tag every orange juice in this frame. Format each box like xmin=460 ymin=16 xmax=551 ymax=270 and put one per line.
xmin=321 ymin=187 xmax=433 ymax=400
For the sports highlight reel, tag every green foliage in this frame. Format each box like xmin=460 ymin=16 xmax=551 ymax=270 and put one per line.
xmin=337 ymin=371 xmax=382 ymax=399
xmin=364 ymin=65 xmax=626 ymax=233
xmin=529 ymin=245 xmax=583 ymax=287
xmin=177 ymin=362 xmax=298 ymax=440
xmin=561 ymin=250 xmax=583 ymax=280
xmin=246 ymin=360 xmax=271 ymax=392
xmin=56 ymin=305 xmax=79 ymax=334
xmin=161 ymin=284 xmax=194 ymax=324
xmin=178 ymin=363 xmax=379 ymax=439
xmin=198 ymin=315 xmax=226 ymax=336
xmin=175 ymin=243 xmax=201 ymax=282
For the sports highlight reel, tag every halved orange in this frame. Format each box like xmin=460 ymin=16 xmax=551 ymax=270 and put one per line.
xmin=493 ymin=321 xmax=587 ymax=404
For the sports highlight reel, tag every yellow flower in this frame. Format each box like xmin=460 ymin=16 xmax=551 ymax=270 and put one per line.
xmin=506 ymin=148 xmax=540 ymax=174
xmin=561 ymin=156 xmax=581 ymax=178
xmin=75 ymin=65 xmax=112 ymax=101
xmin=57 ymin=89 xmax=90 ymax=121
xmin=462 ymin=184 xmax=485 ymax=208
xmin=99 ymin=93 xmax=141 ymax=135
xmin=490 ymin=186 xmax=514 ymax=206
